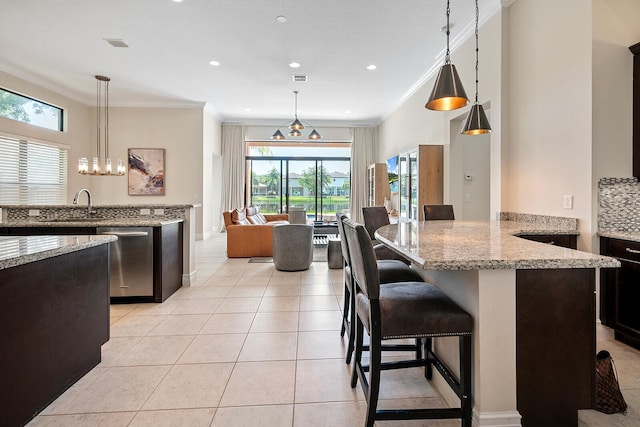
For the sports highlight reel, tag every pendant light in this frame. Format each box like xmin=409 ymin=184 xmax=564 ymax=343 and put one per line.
xmin=461 ymin=0 xmax=492 ymax=135
xmin=78 ymin=75 xmax=126 ymax=175
xmin=425 ymin=0 xmax=469 ymax=111
xmin=271 ymin=90 xmax=322 ymax=140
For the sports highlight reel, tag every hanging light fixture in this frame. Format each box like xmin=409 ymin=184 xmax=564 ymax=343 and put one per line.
xmin=425 ymin=0 xmax=469 ymax=111
xmin=271 ymin=90 xmax=322 ymax=140
xmin=78 ymin=75 xmax=126 ymax=175
xmin=461 ymin=0 xmax=492 ymax=135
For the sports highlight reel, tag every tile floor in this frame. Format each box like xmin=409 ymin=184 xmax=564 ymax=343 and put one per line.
xmin=27 ymin=233 xmax=640 ymax=426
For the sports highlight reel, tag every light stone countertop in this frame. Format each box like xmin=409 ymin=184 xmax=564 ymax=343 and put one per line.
xmin=598 ymin=230 xmax=640 ymax=243
xmin=0 ymin=235 xmax=117 ymax=270
xmin=0 ymin=218 xmax=183 ymax=228
xmin=375 ymin=220 xmax=620 ymax=271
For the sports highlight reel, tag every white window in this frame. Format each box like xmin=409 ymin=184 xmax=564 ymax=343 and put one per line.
xmin=0 ymin=88 xmax=64 ymax=131
xmin=0 ymin=135 xmax=68 ymax=205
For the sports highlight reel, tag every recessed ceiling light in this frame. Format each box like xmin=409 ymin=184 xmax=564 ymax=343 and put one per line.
xmin=276 ymin=15 xmax=287 ymax=23
xmin=209 ymin=60 xmax=220 ymax=66
xmin=289 ymin=62 xmax=301 ymax=68
xmin=345 ymin=110 xmax=352 ymax=114
xmin=244 ymin=108 xmax=251 ymax=112
xmin=366 ymin=64 xmax=377 ymax=70
xmin=173 ymin=0 xmax=182 ymax=2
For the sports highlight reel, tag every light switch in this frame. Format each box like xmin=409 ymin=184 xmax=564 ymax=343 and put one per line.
xmin=563 ymin=195 xmax=573 ymax=209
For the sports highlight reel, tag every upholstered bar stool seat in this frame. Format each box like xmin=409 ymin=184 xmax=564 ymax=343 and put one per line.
xmin=377 ymin=260 xmax=422 ymax=284
xmin=272 ymin=224 xmax=313 ymax=271
xmin=356 ymin=282 xmax=473 ymax=340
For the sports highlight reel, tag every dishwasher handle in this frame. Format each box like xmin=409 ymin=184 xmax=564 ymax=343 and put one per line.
xmin=99 ymin=231 xmax=149 ymax=237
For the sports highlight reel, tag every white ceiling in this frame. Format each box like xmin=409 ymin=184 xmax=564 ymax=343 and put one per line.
xmin=0 ymin=0 xmax=505 ymax=126
xmin=3 ymin=0 xmax=639 ymax=127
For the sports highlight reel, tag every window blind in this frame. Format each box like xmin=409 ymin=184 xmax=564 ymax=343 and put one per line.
xmin=0 ymin=135 xmax=68 ymax=205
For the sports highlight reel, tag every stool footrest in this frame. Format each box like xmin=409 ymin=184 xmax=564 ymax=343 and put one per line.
xmin=375 ymin=408 xmax=463 ymax=421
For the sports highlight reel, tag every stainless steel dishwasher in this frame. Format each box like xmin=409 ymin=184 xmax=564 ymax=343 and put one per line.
xmin=97 ymin=227 xmax=154 ymax=299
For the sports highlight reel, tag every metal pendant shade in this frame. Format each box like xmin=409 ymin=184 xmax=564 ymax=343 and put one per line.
xmin=271 ymin=90 xmax=321 ymax=140
xmin=460 ymin=0 xmax=492 ymax=135
xmin=425 ymin=64 xmax=469 ymax=111
xmin=461 ymin=103 xmax=491 ymax=135
xmin=425 ymin=0 xmax=469 ymax=111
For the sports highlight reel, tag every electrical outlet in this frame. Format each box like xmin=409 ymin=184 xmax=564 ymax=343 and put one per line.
xmin=464 ymin=193 xmax=471 ymax=202
xmin=154 ymin=208 xmax=165 ymax=216
xmin=28 ymin=209 xmax=40 ymax=216
xmin=140 ymin=208 xmax=151 ymax=215
xmin=563 ymin=195 xmax=573 ymax=210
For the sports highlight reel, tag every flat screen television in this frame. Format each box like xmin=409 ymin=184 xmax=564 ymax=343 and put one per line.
xmin=386 ymin=156 xmax=399 ymax=193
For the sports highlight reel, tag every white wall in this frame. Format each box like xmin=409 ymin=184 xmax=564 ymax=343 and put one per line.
xmin=506 ymin=0 xmax=594 ymax=250
xmin=591 ymin=0 xmax=636 ymax=250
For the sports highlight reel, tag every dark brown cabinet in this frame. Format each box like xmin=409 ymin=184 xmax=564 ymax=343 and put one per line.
xmin=517 ymin=233 xmax=577 ymax=249
xmin=600 ymin=237 xmax=640 ymax=349
xmin=631 ymin=42 xmax=640 ymax=178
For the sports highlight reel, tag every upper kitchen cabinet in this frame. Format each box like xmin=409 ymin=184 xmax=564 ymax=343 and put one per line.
xmin=398 ymin=145 xmax=443 ymax=221
xmin=631 ymin=42 xmax=640 ymax=178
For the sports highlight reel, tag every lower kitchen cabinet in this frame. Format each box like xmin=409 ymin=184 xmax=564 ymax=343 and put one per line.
xmin=2 ymin=222 xmax=183 ymax=303
xmin=517 ymin=233 xmax=578 ymax=249
xmin=600 ymin=237 xmax=640 ymax=349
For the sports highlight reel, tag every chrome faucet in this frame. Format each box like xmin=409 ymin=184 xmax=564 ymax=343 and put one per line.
xmin=73 ymin=188 xmax=95 ymax=218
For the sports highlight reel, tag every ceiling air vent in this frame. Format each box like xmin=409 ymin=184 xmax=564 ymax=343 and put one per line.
xmin=104 ymin=38 xmax=129 ymax=48
xmin=292 ymin=75 xmax=308 ymax=82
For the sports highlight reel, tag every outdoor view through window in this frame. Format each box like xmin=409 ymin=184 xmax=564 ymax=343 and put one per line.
xmin=246 ymin=142 xmax=350 ymax=222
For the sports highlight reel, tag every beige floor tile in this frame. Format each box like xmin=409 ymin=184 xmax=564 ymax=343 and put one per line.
xmin=110 ymin=304 xmax=139 ymax=317
xmin=300 ymin=275 xmax=334 ymax=286
xmin=129 ymin=301 xmax=178 ymax=315
xmin=99 ymin=336 xmax=142 ymax=367
xmin=235 ymin=275 xmax=271 ymax=286
xmin=295 ymin=359 xmax=361 ymax=403
xmin=376 ymin=367 xmax=440 ymax=400
xmin=250 ymin=311 xmax=299 ymax=333
xmin=215 ymin=297 xmax=262 ymax=313
xmin=184 ymin=286 xmax=234 ymax=299
xmin=299 ymin=284 xmax=336 ymax=296
xmin=269 ymin=273 xmax=302 ymax=285
xmin=298 ymin=310 xmax=343 ymax=331
xmin=264 ymin=284 xmax=302 ymax=297
xmin=219 ymin=361 xmax=296 ymax=407
xmin=293 ymin=401 xmax=366 ymax=427
xmin=142 ymin=363 xmax=234 ymax=410
xmin=202 ymin=275 xmax=240 ymax=287
xmin=298 ymin=331 xmax=348 ymax=359
xmin=258 ymin=296 xmax=300 ymax=312
xmin=178 ymin=333 xmax=246 ymax=363
xmin=114 ymin=335 xmax=194 ymax=366
xmin=170 ymin=298 xmax=224 ymax=314
xmin=241 ymin=264 xmax=275 ymax=277
xmin=238 ymin=332 xmax=298 ymax=361
xmin=110 ymin=315 xmax=166 ymax=337
xmin=147 ymin=314 xmax=210 ymax=336
xmin=299 ymin=295 xmax=340 ymax=311
xmin=27 ymin=412 xmax=136 ymax=427
xmin=63 ymin=366 xmax=171 ymax=413
xmin=227 ymin=285 xmax=267 ymax=298
xmin=211 ymin=405 xmax=293 ymax=427
xmin=200 ymin=312 xmax=255 ymax=334
xmin=40 ymin=367 xmax=109 ymax=415
xmin=129 ymin=408 xmax=216 ymax=427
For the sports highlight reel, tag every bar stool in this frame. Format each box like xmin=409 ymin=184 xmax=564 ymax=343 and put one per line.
xmin=362 ymin=206 xmax=410 ymax=264
xmin=343 ymin=218 xmax=473 ymax=427
xmin=423 ymin=204 xmax=455 ymax=220
xmin=336 ymin=213 xmax=423 ymax=364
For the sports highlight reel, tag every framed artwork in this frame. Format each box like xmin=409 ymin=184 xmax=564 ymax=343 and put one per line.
xmin=128 ymin=148 xmax=165 ymax=195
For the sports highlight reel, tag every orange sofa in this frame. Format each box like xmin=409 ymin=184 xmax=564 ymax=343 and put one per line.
xmin=222 ymin=207 xmax=289 ymax=257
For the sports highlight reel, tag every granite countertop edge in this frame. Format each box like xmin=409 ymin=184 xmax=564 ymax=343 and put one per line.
xmin=0 ymin=235 xmax=117 ymax=271
xmin=0 ymin=218 xmax=184 ymax=227
xmin=598 ymin=230 xmax=640 ymax=243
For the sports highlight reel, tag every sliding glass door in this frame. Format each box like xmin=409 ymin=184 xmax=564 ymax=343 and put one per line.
xmin=247 ymin=156 xmax=350 ymax=222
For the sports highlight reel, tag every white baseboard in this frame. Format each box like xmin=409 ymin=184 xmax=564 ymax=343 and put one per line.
xmin=431 ymin=369 xmax=522 ymax=427
xmin=182 ymin=271 xmax=196 ymax=287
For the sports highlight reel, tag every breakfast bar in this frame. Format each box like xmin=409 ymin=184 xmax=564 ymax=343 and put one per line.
xmin=375 ymin=220 xmax=620 ymax=427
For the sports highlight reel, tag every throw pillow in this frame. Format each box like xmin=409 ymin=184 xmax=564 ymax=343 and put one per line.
xmin=231 ymin=208 xmax=250 ymax=225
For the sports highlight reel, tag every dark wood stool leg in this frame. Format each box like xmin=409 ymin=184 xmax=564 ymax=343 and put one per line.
xmin=351 ymin=315 xmax=364 ymax=388
xmin=340 ymin=281 xmax=350 ymax=337
xmin=424 ymin=337 xmax=433 ymax=379
xmin=365 ymin=328 xmax=382 ymax=427
xmin=346 ymin=281 xmax=357 ymax=364
xmin=460 ymin=335 xmax=472 ymax=427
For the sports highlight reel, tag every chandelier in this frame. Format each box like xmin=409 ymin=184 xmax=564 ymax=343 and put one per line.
xmin=78 ymin=75 xmax=126 ymax=175
xmin=271 ymin=91 xmax=322 ymax=140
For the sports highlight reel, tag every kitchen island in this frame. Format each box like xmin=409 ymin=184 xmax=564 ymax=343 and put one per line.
xmin=375 ymin=220 xmax=620 ymax=427
xmin=0 ymin=235 xmax=115 ymax=427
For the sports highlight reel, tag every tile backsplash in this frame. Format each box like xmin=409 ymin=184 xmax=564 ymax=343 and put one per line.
xmin=598 ymin=177 xmax=640 ymax=232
